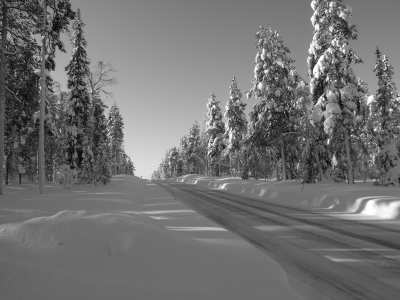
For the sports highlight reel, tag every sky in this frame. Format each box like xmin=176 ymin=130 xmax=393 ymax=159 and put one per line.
xmin=52 ymin=0 xmax=400 ymax=179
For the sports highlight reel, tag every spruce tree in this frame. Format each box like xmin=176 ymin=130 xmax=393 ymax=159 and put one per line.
xmin=64 ymin=8 xmax=92 ymax=174
xmin=107 ymin=100 xmax=124 ymax=175
xmin=187 ymin=121 xmax=203 ymax=173
xmin=306 ymin=0 xmax=362 ymax=183
xmin=225 ymin=77 xmax=247 ymax=152
xmin=247 ymin=25 xmax=299 ymax=180
xmin=205 ymin=91 xmax=225 ymax=176
xmin=370 ymin=49 xmax=400 ymax=186
xmin=92 ymin=101 xmax=111 ymax=184
xmin=224 ymin=77 xmax=247 ymax=176
xmin=179 ymin=135 xmax=188 ymax=175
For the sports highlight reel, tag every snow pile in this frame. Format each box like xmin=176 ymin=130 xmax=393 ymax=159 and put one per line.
xmin=174 ymin=175 xmax=400 ymax=220
xmin=1 ymin=210 xmax=137 ymax=256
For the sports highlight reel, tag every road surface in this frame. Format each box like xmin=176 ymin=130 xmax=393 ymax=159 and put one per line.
xmin=155 ymin=181 xmax=400 ymax=300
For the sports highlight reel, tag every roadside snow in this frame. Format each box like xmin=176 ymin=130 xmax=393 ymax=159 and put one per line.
xmin=0 ymin=175 xmax=304 ymax=300
xmin=173 ymin=174 xmax=400 ymax=221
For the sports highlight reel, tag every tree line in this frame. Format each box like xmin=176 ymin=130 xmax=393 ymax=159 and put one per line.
xmin=0 ymin=1 xmax=134 ymax=194
xmin=152 ymin=0 xmax=400 ymax=186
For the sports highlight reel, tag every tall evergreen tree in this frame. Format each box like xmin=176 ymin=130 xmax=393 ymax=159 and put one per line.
xmin=306 ymin=0 xmax=362 ymax=183
xmin=225 ymin=77 xmax=247 ymax=152
xmin=91 ymin=100 xmax=111 ymax=183
xmin=108 ymin=100 xmax=124 ymax=175
xmin=247 ymin=25 xmax=299 ymax=180
xmin=187 ymin=121 xmax=203 ymax=174
xmin=369 ymin=49 xmax=400 ymax=186
xmin=179 ymin=135 xmax=188 ymax=175
xmin=224 ymin=77 xmax=247 ymax=176
xmin=205 ymin=91 xmax=225 ymax=176
xmin=64 ymin=8 xmax=91 ymax=172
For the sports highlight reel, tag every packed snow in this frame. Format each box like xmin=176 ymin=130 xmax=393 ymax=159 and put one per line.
xmin=0 ymin=175 xmax=304 ymax=300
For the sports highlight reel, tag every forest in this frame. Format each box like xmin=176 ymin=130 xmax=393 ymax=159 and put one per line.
xmin=152 ymin=1 xmax=400 ymax=186
xmin=0 ymin=1 xmax=134 ymax=195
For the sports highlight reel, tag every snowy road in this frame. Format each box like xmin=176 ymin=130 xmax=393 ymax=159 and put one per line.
xmin=156 ymin=181 xmax=400 ymax=300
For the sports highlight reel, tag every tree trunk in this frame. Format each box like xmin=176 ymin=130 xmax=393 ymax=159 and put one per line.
xmin=281 ymin=142 xmax=287 ymax=181
xmin=264 ymin=154 xmax=268 ymax=181
xmin=344 ymin=128 xmax=354 ymax=184
xmin=218 ymin=155 xmax=221 ymax=177
xmin=275 ymin=158 xmax=280 ymax=181
xmin=237 ymin=157 xmax=240 ymax=178
xmin=90 ymin=89 xmax=96 ymax=151
xmin=19 ymin=173 xmax=22 ymax=185
xmin=362 ymin=154 xmax=367 ymax=183
xmin=38 ymin=0 xmax=46 ymax=194
xmin=5 ymin=156 xmax=9 ymax=185
xmin=0 ymin=5 xmax=8 ymax=193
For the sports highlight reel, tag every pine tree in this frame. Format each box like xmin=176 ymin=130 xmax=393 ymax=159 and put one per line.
xmin=205 ymin=91 xmax=225 ymax=176
xmin=125 ymin=156 xmax=135 ymax=175
xmin=247 ymin=25 xmax=299 ymax=180
xmin=92 ymin=100 xmax=111 ymax=184
xmin=224 ymin=77 xmax=247 ymax=177
xmin=370 ymin=49 xmax=400 ymax=186
xmin=108 ymin=100 xmax=124 ymax=175
xmin=179 ymin=135 xmax=188 ymax=175
xmin=225 ymin=77 xmax=247 ymax=152
xmin=64 ymin=8 xmax=92 ymax=174
xmin=306 ymin=0 xmax=362 ymax=183
xmin=187 ymin=121 xmax=203 ymax=174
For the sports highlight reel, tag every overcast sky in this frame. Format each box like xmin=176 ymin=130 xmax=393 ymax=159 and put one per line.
xmin=52 ymin=0 xmax=400 ymax=179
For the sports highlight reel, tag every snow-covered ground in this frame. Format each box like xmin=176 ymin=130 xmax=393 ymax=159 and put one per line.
xmin=0 ymin=175 xmax=304 ymax=300
xmin=173 ymin=175 xmax=400 ymax=222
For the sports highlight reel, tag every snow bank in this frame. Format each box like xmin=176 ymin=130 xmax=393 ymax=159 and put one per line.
xmin=1 ymin=210 xmax=138 ymax=255
xmin=173 ymin=175 xmax=400 ymax=220
xmin=0 ymin=175 xmax=304 ymax=300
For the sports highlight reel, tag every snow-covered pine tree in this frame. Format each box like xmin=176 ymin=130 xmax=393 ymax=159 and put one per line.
xmin=107 ymin=100 xmax=124 ymax=175
xmin=306 ymin=0 xmax=362 ymax=183
xmin=369 ymin=49 xmax=400 ymax=186
xmin=64 ymin=8 xmax=92 ymax=176
xmin=246 ymin=25 xmax=298 ymax=181
xmin=187 ymin=121 xmax=203 ymax=174
xmin=224 ymin=77 xmax=247 ymax=177
xmin=205 ymin=91 xmax=225 ymax=176
xmin=343 ymin=78 xmax=370 ymax=180
xmin=168 ymin=147 xmax=179 ymax=177
xmin=178 ymin=135 xmax=188 ymax=175
xmin=126 ymin=157 xmax=135 ymax=175
xmin=91 ymin=100 xmax=112 ymax=184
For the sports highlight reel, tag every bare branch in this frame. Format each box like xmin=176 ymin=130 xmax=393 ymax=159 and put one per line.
xmin=0 ymin=48 xmax=16 ymax=55
xmin=6 ymin=87 xmax=21 ymax=103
